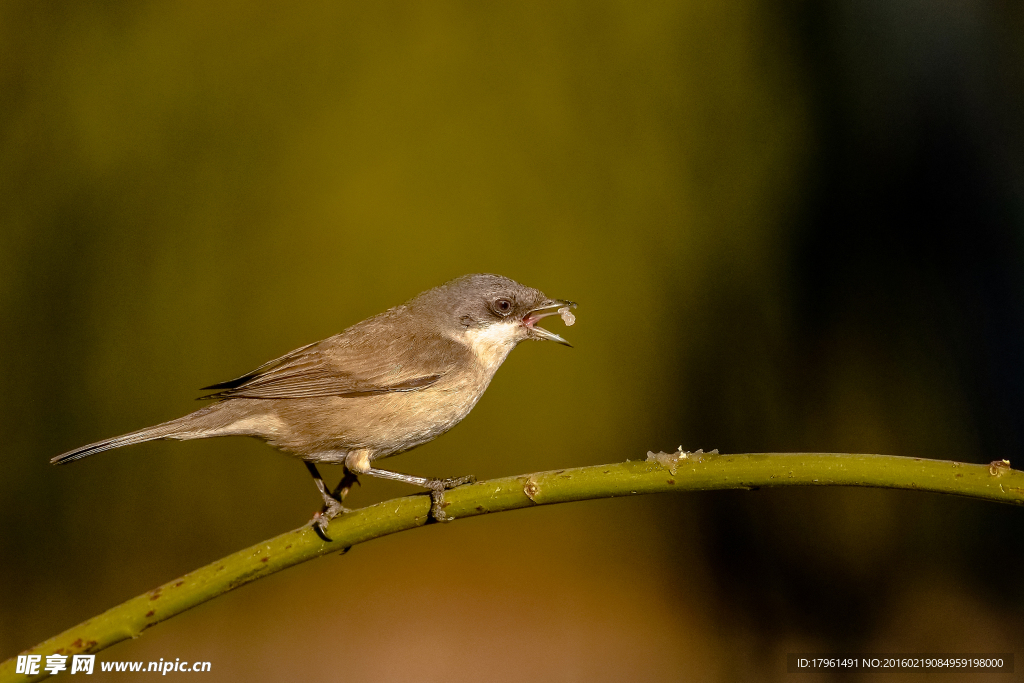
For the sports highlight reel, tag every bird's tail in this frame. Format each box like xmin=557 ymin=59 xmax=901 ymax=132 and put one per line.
xmin=51 ymin=405 xmax=226 ymax=465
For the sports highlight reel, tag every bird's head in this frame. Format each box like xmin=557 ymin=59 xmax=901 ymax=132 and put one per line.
xmin=412 ymin=274 xmax=577 ymax=354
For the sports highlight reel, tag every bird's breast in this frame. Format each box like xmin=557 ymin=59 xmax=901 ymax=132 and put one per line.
xmin=263 ymin=324 xmax=523 ymax=460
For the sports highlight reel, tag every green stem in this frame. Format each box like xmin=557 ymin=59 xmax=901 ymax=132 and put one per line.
xmin=4 ymin=452 xmax=1022 ymax=681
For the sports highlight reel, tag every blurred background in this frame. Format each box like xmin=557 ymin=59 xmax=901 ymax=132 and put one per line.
xmin=2 ymin=1 xmax=1023 ymax=680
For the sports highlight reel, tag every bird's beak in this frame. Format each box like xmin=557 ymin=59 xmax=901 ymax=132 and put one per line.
xmin=524 ymin=299 xmax=577 ymax=347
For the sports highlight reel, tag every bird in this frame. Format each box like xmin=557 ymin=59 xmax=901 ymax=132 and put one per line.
xmin=52 ymin=273 xmax=576 ymax=539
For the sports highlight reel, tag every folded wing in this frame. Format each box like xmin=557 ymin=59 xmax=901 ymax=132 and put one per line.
xmin=200 ymin=326 xmax=468 ymax=400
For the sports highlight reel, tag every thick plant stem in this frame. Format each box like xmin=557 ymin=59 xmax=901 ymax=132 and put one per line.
xmin=4 ymin=452 xmax=1022 ymax=681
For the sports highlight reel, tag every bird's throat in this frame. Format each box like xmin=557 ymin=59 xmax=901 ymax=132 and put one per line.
xmin=459 ymin=321 xmax=521 ymax=374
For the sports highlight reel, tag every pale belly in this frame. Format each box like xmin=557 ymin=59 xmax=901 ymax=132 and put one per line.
xmin=258 ymin=372 xmax=492 ymax=461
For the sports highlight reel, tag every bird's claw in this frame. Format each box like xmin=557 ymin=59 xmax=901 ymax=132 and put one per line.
xmin=426 ymin=475 xmax=476 ymax=522
xmin=311 ymin=498 xmax=350 ymax=542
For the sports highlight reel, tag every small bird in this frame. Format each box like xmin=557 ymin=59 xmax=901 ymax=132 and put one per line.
xmin=52 ymin=274 xmax=576 ymax=538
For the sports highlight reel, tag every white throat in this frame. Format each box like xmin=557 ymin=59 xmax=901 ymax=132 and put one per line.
xmin=459 ymin=321 xmax=522 ymax=373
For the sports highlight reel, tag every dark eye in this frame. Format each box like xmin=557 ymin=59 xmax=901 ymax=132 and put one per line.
xmin=492 ymin=298 xmax=513 ymax=316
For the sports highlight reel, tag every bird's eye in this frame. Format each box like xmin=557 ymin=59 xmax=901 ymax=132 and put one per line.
xmin=492 ymin=298 xmax=513 ymax=316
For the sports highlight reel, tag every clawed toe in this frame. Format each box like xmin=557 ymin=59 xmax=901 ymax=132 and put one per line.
xmin=311 ymin=499 xmax=350 ymax=542
xmin=443 ymin=474 xmax=476 ymax=489
xmin=426 ymin=474 xmax=476 ymax=522
xmin=428 ymin=474 xmax=476 ymax=492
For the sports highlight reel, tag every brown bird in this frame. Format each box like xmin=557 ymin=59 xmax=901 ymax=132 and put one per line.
xmin=52 ymin=274 xmax=576 ymax=539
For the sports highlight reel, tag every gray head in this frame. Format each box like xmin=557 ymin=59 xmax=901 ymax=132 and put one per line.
xmin=409 ymin=273 xmax=576 ymax=346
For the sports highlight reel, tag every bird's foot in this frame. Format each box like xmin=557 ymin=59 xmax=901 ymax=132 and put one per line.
xmin=311 ymin=497 xmax=351 ymax=542
xmin=425 ymin=475 xmax=476 ymax=522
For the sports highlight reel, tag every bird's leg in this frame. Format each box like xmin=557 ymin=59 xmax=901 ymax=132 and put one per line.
xmin=343 ymin=450 xmax=475 ymax=522
xmin=330 ymin=469 xmax=361 ymax=503
xmin=305 ymin=461 xmax=351 ymax=541
xmin=363 ymin=467 xmax=476 ymax=522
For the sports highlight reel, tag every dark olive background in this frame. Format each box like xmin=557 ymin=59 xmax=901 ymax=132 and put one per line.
xmin=2 ymin=2 xmax=1022 ymax=681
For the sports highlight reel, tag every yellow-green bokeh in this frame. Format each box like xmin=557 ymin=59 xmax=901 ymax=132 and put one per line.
xmin=3 ymin=2 xmax=1022 ymax=681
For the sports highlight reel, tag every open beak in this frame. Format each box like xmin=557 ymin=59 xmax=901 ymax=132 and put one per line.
xmin=524 ymin=299 xmax=577 ymax=347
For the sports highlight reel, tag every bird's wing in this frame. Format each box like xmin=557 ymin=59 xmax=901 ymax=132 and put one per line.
xmin=199 ymin=328 xmax=470 ymax=400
